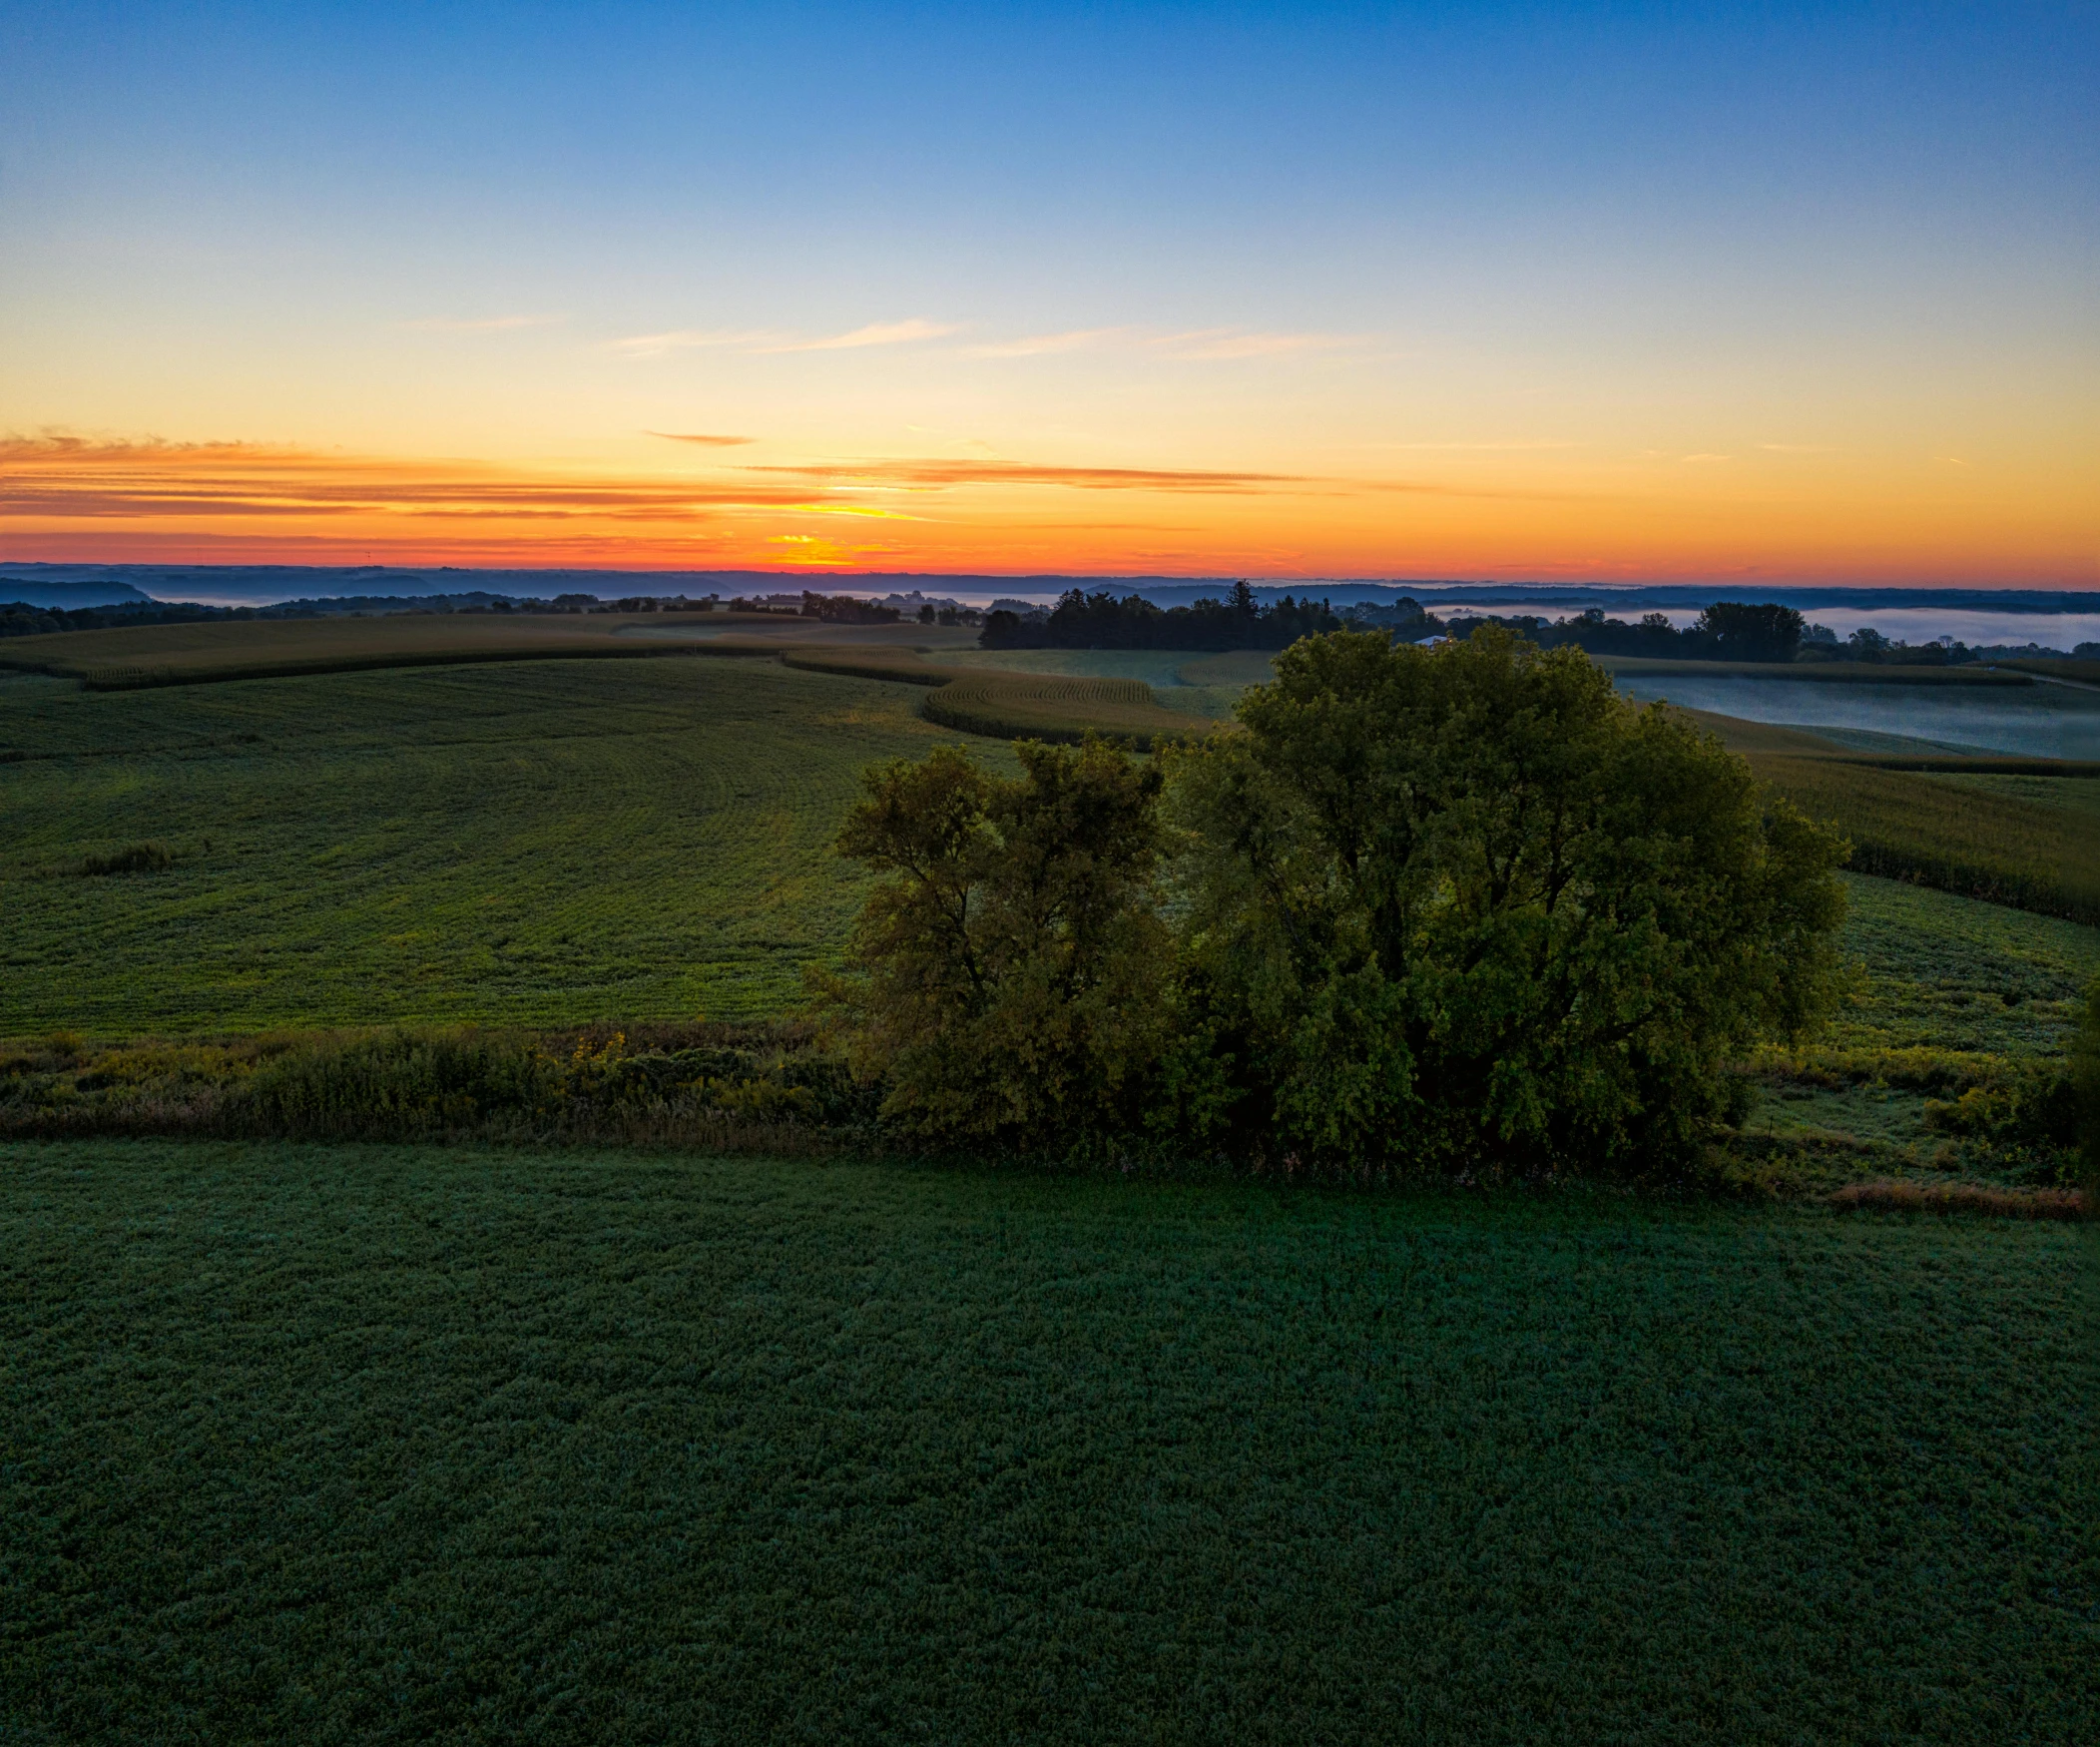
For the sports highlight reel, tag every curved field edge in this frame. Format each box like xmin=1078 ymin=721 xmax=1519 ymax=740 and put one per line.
xmin=3 ymin=1137 xmax=2092 ymax=1745
xmin=785 ymin=646 xmax=1216 ymax=748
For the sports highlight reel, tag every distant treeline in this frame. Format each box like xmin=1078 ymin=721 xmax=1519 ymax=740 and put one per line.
xmin=0 ymin=588 xmax=981 ymax=639
xmin=981 ymin=588 xmax=1814 ymax=660
xmin=0 ymin=592 xmax=716 ymax=639
xmin=979 ymin=590 xmax=2098 ymax=664
xmin=982 ymin=582 xmax=1347 ymax=652
xmin=1494 ymin=602 xmax=1806 ymax=662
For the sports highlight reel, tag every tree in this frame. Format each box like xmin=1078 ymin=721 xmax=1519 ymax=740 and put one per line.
xmin=819 ymin=738 xmax=1171 ymax=1146
xmin=1163 ymin=626 xmax=1849 ymax=1178
xmin=1696 ymin=601 xmax=1806 ymax=662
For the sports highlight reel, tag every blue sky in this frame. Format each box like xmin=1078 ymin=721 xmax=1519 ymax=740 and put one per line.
xmin=2 ymin=3 xmax=2093 ymax=578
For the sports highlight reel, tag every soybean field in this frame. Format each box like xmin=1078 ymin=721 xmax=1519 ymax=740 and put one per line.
xmin=2 ymin=1138 xmax=2090 ymax=1745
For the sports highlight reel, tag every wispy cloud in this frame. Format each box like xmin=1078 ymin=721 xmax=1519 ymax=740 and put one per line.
xmin=613 ymin=318 xmax=956 ymax=358
xmin=1679 ymin=452 xmax=1733 ymax=463
xmin=400 ymin=313 xmax=562 ymax=332
xmin=610 ymin=328 xmax=782 ymax=358
xmin=647 ymin=431 xmax=755 ymax=447
xmin=748 ymin=455 xmax=1557 ymax=501
xmin=756 ymin=318 xmax=958 ymax=353
xmin=963 ymin=325 xmax=1365 ymax=362
xmin=788 ymin=502 xmax=927 ymax=519
xmin=964 ymin=327 xmax=1135 ymax=358
xmin=746 ymin=457 xmax=1310 ymax=495
xmin=0 ymin=435 xmax=818 ymax=522
xmin=1758 ymin=442 xmax=1838 ymax=454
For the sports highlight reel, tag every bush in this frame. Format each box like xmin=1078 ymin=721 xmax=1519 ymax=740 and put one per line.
xmin=78 ymin=842 xmax=174 ymax=875
xmin=1164 ymin=627 xmax=1849 ymax=1179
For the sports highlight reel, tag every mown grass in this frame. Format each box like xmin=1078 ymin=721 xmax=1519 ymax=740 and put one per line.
xmin=3 ymin=1138 xmax=2092 ymax=1745
xmin=0 ymin=657 xmax=1014 ymax=1033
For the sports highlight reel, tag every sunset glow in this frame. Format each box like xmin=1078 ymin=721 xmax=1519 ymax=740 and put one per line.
xmin=3 ymin=5 xmax=2093 ymax=584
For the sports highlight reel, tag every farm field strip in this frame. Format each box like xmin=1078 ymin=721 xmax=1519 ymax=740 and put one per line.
xmin=0 ymin=611 xmax=985 ymax=691
xmin=1613 ymin=670 xmax=2100 ymax=761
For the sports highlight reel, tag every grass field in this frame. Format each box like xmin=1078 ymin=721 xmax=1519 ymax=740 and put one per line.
xmin=3 ymin=1138 xmax=2091 ymax=1745
xmin=1 ymin=656 xmax=1007 ymax=1032
xmin=8 ymin=647 xmax=2098 ymax=1046
xmin=0 ymin=612 xmax=982 ymax=691
xmin=937 ymin=648 xmax=1268 ymax=718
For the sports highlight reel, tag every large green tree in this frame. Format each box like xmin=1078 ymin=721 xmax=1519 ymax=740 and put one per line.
xmin=820 ymin=737 xmax=1170 ymax=1146
xmin=1163 ymin=626 xmax=1848 ymax=1177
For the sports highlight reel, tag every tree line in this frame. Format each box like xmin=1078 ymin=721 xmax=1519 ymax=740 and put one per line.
xmin=818 ymin=625 xmax=1858 ymax=1181
xmin=981 ymin=581 xmax=1346 ymax=652
xmin=979 ymin=590 xmax=1820 ymax=662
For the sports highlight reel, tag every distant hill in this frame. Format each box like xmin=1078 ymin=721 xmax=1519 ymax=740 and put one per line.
xmin=0 ymin=575 xmax=155 ymax=610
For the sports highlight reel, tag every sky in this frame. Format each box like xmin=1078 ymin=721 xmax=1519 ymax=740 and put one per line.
xmin=1 ymin=2 xmax=2095 ymax=583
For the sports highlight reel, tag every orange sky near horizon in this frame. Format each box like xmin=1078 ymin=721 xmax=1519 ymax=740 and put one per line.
xmin=3 ymin=433 xmax=2091 ymax=585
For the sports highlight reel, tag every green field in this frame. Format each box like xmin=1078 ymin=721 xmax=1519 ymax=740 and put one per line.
xmin=1 ymin=656 xmax=999 ymax=1031
xmin=3 ymin=1138 xmax=2091 ymax=1744
xmin=11 ymin=650 xmax=2096 ymax=1054
xmin=937 ymin=647 xmax=1265 ymax=717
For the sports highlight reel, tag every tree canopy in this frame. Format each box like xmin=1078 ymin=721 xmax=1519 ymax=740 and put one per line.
xmin=825 ymin=626 xmax=1850 ymax=1178
xmin=1163 ymin=627 xmax=1848 ymax=1175
xmin=819 ymin=738 xmax=1171 ymax=1146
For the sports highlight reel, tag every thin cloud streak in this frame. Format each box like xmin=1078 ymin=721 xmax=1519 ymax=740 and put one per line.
xmin=746 ymin=455 xmax=1564 ymax=501
xmin=961 ymin=325 xmax=1365 ymax=361
xmin=745 ymin=458 xmax=1310 ymax=494
xmin=610 ymin=328 xmax=784 ymax=357
xmin=755 ymin=318 xmax=958 ymax=352
xmin=1368 ymin=440 xmax=1577 ymax=452
xmin=612 ymin=319 xmax=956 ymax=357
xmin=964 ymin=327 xmax=1135 ymax=358
xmin=1 ymin=436 xmax=825 ymax=522
xmin=647 ymin=431 xmax=756 ymax=446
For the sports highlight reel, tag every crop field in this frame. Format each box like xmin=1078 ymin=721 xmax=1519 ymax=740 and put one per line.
xmin=1663 ymin=708 xmax=2100 ymax=923
xmin=1755 ymin=757 xmax=2100 ymax=924
xmin=922 ymin=668 xmax=1212 ymax=747
xmin=0 ymin=611 xmax=982 ymax=692
xmin=0 ymin=656 xmax=1012 ymax=1033
xmin=1829 ymin=874 xmax=2100 ymax=1056
xmin=938 ymin=647 xmax=1269 ymax=717
xmin=3 ymin=1138 xmax=2090 ymax=1745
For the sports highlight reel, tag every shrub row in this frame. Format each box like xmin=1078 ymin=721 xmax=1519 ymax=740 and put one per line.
xmin=0 ymin=1026 xmax=875 ymax=1147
